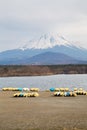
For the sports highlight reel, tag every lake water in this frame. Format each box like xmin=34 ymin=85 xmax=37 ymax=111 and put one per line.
xmin=0 ymin=74 xmax=87 ymax=90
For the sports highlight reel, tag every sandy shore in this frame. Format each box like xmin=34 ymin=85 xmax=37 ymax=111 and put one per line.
xmin=0 ymin=91 xmax=87 ymax=130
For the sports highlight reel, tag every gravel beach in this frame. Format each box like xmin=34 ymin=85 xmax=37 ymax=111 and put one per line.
xmin=0 ymin=91 xmax=87 ymax=130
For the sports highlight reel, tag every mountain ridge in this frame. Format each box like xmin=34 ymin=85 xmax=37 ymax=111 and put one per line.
xmin=0 ymin=33 xmax=87 ymax=65
xmin=19 ymin=33 xmax=84 ymax=50
xmin=22 ymin=51 xmax=85 ymax=65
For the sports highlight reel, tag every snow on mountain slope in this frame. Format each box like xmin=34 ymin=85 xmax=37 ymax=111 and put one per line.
xmin=0 ymin=33 xmax=87 ymax=65
xmin=19 ymin=33 xmax=83 ymax=50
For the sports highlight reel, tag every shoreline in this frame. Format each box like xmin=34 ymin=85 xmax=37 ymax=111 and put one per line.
xmin=0 ymin=73 xmax=87 ymax=78
xmin=0 ymin=64 xmax=87 ymax=77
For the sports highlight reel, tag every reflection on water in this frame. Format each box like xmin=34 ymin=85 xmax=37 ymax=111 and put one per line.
xmin=0 ymin=74 xmax=87 ymax=90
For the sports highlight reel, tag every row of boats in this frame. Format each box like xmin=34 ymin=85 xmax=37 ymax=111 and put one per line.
xmin=50 ymin=87 xmax=87 ymax=96
xmin=13 ymin=92 xmax=39 ymax=97
xmin=2 ymin=87 xmax=84 ymax=92
xmin=1 ymin=87 xmax=87 ymax=97
xmin=2 ymin=87 xmax=39 ymax=91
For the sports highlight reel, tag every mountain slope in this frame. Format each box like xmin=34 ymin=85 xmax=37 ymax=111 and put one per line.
xmin=0 ymin=33 xmax=87 ymax=65
xmin=18 ymin=52 xmax=86 ymax=65
xmin=18 ymin=33 xmax=87 ymax=61
xmin=20 ymin=33 xmax=81 ymax=49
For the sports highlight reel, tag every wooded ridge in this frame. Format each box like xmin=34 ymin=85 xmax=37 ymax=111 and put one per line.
xmin=0 ymin=65 xmax=87 ymax=77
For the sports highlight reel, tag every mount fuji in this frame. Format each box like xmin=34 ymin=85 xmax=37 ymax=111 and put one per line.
xmin=20 ymin=33 xmax=81 ymax=50
xmin=0 ymin=33 xmax=87 ymax=65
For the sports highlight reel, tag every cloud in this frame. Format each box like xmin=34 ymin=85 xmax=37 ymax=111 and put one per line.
xmin=0 ymin=0 xmax=87 ymax=51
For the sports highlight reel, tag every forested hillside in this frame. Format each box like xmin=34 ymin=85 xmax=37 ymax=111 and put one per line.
xmin=0 ymin=65 xmax=87 ymax=77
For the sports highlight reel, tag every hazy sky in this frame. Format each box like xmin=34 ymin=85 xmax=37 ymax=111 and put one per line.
xmin=0 ymin=0 xmax=87 ymax=52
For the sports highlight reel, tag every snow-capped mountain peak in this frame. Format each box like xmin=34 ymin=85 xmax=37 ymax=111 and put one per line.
xmin=19 ymin=33 xmax=82 ymax=50
xmin=0 ymin=33 xmax=87 ymax=65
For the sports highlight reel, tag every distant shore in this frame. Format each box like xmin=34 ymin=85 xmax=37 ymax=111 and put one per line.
xmin=0 ymin=64 xmax=87 ymax=77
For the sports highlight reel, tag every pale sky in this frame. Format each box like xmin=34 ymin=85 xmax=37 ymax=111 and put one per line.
xmin=0 ymin=0 xmax=87 ymax=52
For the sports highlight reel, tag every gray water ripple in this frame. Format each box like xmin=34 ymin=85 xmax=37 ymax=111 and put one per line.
xmin=0 ymin=74 xmax=87 ymax=90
